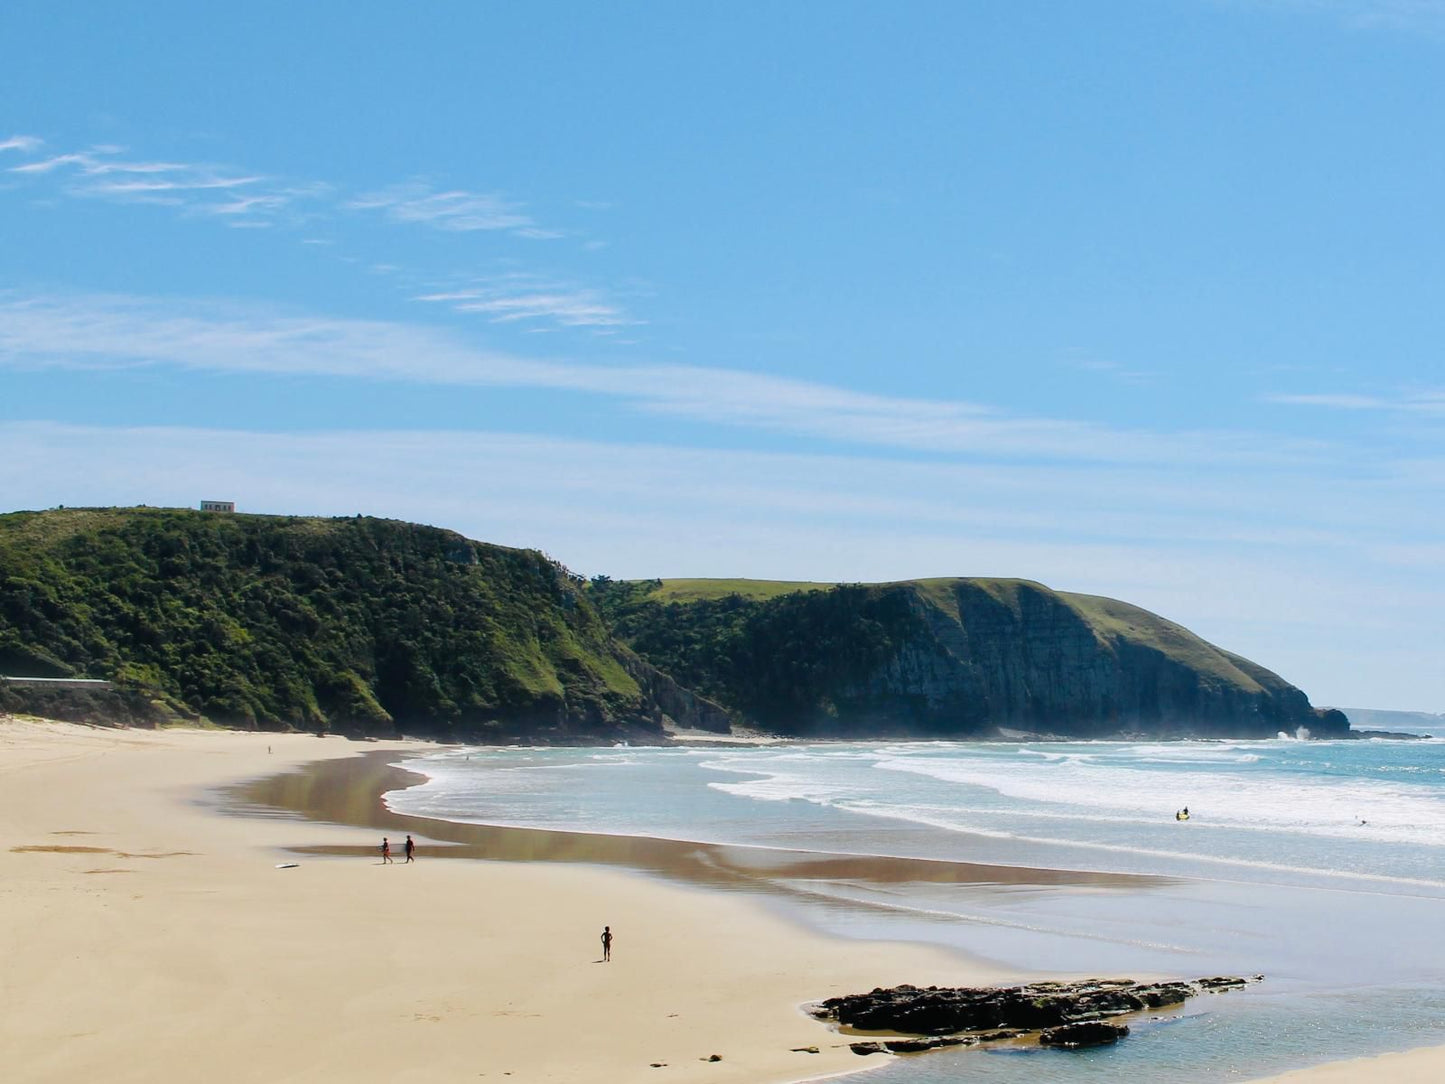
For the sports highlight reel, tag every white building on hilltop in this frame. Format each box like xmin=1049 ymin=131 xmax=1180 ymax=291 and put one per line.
xmin=199 ymin=500 xmax=236 ymax=513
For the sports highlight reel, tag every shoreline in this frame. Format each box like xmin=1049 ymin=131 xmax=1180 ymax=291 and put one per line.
xmin=4 ymin=717 xmax=1444 ymax=1083
xmin=0 ymin=718 xmax=1017 ymax=1084
xmin=234 ymin=748 xmax=1163 ymax=897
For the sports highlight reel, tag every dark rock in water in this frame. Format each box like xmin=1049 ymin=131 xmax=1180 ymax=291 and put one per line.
xmin=850 ymin=1042 xmax=885 ymax=1056
xmin=1135 ymin=981 xmax=1193 ymax=1007
xmin=1040 ymin=1022 xmax=1129 ymax=1048
xmin=813 ymin=976 xmax=1256 ymax=1039
xmin=884 ymin=1036 xmax=975 ymax=1054
xmin=1197 ymin=976 xmax=1248 ymax=991
xmin=977 ymin=1029 xmax=1027 ymax=1042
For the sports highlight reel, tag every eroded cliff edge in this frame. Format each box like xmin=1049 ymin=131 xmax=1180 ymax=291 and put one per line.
xmin=590 ymin=577 xmax=1347 ymax=739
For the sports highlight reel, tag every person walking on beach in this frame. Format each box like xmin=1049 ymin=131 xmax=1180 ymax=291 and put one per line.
xmin=601 ymin=925 xmax=613 ymax=962
xmin=404 ymin=834 xmax=415 ymax=863
xmin=381 ymin=837 xmax=393 ymax=864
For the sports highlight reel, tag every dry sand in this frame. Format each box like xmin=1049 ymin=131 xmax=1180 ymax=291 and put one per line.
xmin=4 ymin=716 xmax=1442 ymax=1084
xmin=0 ymin=718 xmax=1004 ymax=1084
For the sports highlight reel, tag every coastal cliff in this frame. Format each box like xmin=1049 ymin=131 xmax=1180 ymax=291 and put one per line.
xmin=590 ymin=577 xmax=1348 ymax=739
xmin=0 ymin=507 xmax=724 ymax=739
xmin=1 ymin=507 xmax=1343 ymax=740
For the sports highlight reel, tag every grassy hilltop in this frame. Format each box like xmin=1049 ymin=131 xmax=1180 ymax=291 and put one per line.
xmin=0 ymin=507 xmax=696 ymax=739
xmin=589 ymin=576 xmax=1348 ymax=739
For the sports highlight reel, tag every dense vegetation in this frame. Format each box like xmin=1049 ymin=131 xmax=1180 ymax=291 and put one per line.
xmin=0 ymin=508 xmax=1346 ymax=741
xmin=589 ymin=577 xmax=924 ymax=729
xmin=590 ymin=576 xmax=1348 ymax=738
xmin=0 ymin=508 xmax=659 ymax=739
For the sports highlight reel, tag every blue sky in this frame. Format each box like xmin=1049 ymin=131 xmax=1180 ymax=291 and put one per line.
xmin=2 ymin=1 xmax=1441 ymax=711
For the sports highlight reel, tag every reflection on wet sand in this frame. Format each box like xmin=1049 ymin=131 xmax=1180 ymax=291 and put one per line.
xmin=226 ymin=751 xmax=1166 ymax=910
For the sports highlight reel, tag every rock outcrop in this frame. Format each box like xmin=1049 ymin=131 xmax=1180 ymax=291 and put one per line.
xmin=812 ymin=976 xmax=1257 ymax=1051
xmin=1040 ymin=1021 xmax=1129 ymax=1048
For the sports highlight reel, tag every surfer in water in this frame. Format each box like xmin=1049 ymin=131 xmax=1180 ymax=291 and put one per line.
xmin=1176 ymin=806 xmax=1190 ymax=821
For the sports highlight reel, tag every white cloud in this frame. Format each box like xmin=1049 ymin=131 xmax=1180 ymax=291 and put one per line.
xmin=0 ymin=135 xmax=43 ymax=154
xmin=0 ymin=291 xmax=1357 ymax=467
xmin=0 ymin=290 xmax=1354 ymax=469
xmin=9 ymin=152 xmax=91 ymax=174
xmin=415 ymin=274 xmax=637 ymax=329
xmin=3 ymin=143 xmax=299 ymax=225
xmin=206 ymin=193 xmax=291 ymax=217
xmin=347 ymin=182 xmax=538 ymax=234
xmin=1267 ymin=392 xmax=1391 ymax=410
xmin=1267 ymin=390 xmax=1445 ymax=415
xmin=3 ymin=135 xmax=591 ymax=317
xmin=4 ymin=135 xmax=560 ymax=239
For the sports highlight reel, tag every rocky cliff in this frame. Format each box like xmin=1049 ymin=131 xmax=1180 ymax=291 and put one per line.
xmin=591 ymin=577 xmax=1347 ymax=739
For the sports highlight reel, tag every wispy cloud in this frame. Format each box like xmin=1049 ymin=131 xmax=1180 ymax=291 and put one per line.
xmin=3 ymin=134 xmax=607 ymax=318
xmin=415 ymin=273 xmax=638 ymax=329
xmin=3 ymin=137 xmax=559 ymax=242
xmin=1266 ymin=392 xmax=1392 ymax=410
xmin=3 ymin=142 xmax=304 ymax=224
xmin=1267 ymin=390 xmax=1445 ymax=415
xmin=347 ymin=182 xmax=543 ymax=235
xmin=0 ymin=135 xmax=43 ymax=154
xmin=0 ymin=290 xmax=1347 ymax=468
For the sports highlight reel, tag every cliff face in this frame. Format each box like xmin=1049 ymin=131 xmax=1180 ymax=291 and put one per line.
xmin=0 ymin=507 xmax=723 ymax=740
xmin=592 ymin=577 xmax=1346 ymax=739
xmin=852 ymin=580 xmax=1331 ymax=737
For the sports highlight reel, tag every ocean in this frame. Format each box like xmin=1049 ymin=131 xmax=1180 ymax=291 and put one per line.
xmin=385 ymin=732 xmax=1445 ymax=1081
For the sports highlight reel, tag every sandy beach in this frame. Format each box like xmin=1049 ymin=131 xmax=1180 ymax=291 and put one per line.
xmin=4 ymin=716 xmax=1443 ymax=1084
xmin=0 ymin=718 xmax=1006 ymax=1084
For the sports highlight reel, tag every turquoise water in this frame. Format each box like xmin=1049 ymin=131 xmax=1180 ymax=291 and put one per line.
xmin=387 ymin=735 xmax=1445 ymax=1080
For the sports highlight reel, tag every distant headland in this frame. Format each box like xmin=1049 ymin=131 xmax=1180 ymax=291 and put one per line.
xmin=0 ymin=506 xmax=1349 ymax=742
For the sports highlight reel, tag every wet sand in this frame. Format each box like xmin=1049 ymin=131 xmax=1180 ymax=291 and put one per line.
xmin=232 ymin=750 xmax=1161 ymax=898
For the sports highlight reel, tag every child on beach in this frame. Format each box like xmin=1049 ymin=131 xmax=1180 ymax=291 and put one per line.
xmin=601 ymin=925 xmax=613 ymax=962
xmin=381 ymin=837 xmax=393 ymax=864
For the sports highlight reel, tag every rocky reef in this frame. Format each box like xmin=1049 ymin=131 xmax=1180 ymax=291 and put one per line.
xmin=812 ymin=975 xmax=1258 ymax=1056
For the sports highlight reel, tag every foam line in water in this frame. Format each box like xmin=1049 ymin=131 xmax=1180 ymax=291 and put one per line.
xmin=826 ymin=799 xmax=1445 ymax=892
xmin=772 ymin=879 xmax=1203 ymax=954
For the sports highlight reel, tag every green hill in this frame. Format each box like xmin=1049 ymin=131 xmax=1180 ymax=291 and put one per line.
xmin=0 ymin=507 xmax=721 ymax=739
xmin=589 ymin=576 xmax=1347 ymax=739
xmin=0 ymin=508 xmax=1346 ymax=741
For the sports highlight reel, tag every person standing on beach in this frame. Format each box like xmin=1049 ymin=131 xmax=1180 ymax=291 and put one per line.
xmin=404 ymin=834 xmax=415 ymax=863
xmin=601 ymin=925 xmax=613 ymax=962
xmin=381 ymin=837 xmax=393 ymax=864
